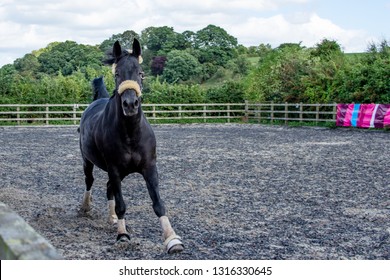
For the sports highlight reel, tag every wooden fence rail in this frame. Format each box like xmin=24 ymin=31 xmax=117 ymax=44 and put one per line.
xmin=246 ymin=102 xmax=337 ymax=124
xmin=0 ymin=102 xmax=337 ymax=126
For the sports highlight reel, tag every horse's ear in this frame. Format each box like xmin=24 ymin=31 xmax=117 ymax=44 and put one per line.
xmin=113 ymin=40 xmax=122 ymax=59
xmin=132 ymin=38 xmax=142 ymax=58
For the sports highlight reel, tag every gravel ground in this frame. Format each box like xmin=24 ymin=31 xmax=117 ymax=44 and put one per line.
xmin=0 ymin=124 xmax=389 ymax=260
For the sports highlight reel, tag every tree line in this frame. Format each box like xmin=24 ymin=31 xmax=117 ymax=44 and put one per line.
xmin=0 ymin=24 xmax=389 ymax=105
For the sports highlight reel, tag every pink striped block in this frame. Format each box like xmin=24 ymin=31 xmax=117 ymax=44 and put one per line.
xmin=336 ymin=104 xmax=390 ymax=129
xmin=385 ymin=113 xmax=390 ymax=127
xmin=357 ymin=104 xmax=376 ymax=128
xmin=343 ymin=104 xmax=355 ymax=127
xmin=336 ymin=104 xmax=348 ymax=126
xmin=371 ymin=104 xmax=390 ymax=128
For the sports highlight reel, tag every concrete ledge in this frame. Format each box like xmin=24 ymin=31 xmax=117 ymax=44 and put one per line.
xmin=0 ymin=202 xmax=62 ymax=260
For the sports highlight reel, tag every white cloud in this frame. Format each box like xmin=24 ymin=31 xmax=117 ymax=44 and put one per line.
xmin=227 ymin=13 xmax=369 ymax=52
xmin=0 ymin=0 xmax=381 ymax=66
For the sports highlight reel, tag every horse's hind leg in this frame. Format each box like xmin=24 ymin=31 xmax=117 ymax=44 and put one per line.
xmin=142 ymin=165 xmax=183 ymax=254
xmin=80 ymin=159 xmax=94 ymax=212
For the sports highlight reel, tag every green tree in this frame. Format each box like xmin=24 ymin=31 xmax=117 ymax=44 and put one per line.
xmin=0 ymin=64 xmax=17 ymax=100
xmin=182 ymin=30 xmax=196 ymax=48
xmin=194 ymin=24 xmax=237 ymax=49
xmin=14 ymin=54 xmax=40 ymax=77
xmin=227 ymin=55 xmax=251 ymax=77
xmin=301 ymin=39 xmax=345 ymax=102
xmin=99 ymin=30 xmax=139 ymax=52
xmin=194 ymin=24 xmax=238 ymax=66
xmin=343 ymin=40 xmax=390 ymax=103
xmin=141 ymin=26 xmax=183 ymax=54
xmin=362 ymin=40 xmax=390 ymax=103
xmin=278 ymin=46 xmax=310 ymax=103
xmin=38 ymin=41 xmax=103 ymax=75
xmin=311 ymin=39 xmax=342 ymax=60
xmin=244 ymin=43 xmax=307 ymax=102
xmin=140 ymin=26 xmax=186 ymax=70
xmin=162 ymin=50 xmax=202 ymax=83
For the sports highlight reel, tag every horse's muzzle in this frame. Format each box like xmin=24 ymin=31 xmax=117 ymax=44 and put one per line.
xmin=122 ymin=97 xmax=139 ymax=116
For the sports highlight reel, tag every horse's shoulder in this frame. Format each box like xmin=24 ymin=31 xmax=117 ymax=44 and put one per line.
xmin=84 ymin=98 xmax=109 ymax=114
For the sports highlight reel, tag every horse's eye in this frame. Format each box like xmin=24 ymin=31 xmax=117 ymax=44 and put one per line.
xmin=140 ymin=71 xmax=145 ymax=80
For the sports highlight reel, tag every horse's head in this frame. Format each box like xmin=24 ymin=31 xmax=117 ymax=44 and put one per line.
xmin=111 ymin=39 xmax=144 ymax=117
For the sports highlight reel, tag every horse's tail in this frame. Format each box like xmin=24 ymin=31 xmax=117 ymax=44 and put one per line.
xmin=92 ymin=76 xmax=110 ymax=101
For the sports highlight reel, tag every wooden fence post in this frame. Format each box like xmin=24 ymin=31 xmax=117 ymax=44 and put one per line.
xmin=299 ymin=102 xmax=303 ymax=123
xmin=245 ymin=100 xmax=249 ymax=121
xmin=17 ymin=106 xmax=20 ymax=125
xmin=257 ymin=104 xmax=261 ymax=123
xmin=285 ymin=102 xmax=288 ymax=125
xmin=45 ymin=104 xmax=49 ymax=125
xmin=227 ymin=104 xmax=230 ymax=123
xmin=270 ymin=102 xmax=274 ymax=124
xmin=203 ymin=105 xmax=207 ymax=123
xmin=73 ymin=104 xmax=78 ymax=125
xmin=316 ymin=104 xmax=320 ymax=125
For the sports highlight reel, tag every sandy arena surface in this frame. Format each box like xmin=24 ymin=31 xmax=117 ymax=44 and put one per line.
xmin=0 ymin=124 xmax=389 ymax=259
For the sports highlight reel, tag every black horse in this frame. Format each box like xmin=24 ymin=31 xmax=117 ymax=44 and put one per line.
xmin=91 ymin=76 xmax=109 ymax=101
xmin=79 ymin=39 xmax=183 ymax=254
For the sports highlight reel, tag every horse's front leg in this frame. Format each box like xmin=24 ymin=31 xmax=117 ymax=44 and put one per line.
xmin=108 ymin=171 xmax=130 ymax=243
xmin=106 ymin=180 xmax=118 ymax=225
xmin=142 ymin=165 xmax=183 ymax=254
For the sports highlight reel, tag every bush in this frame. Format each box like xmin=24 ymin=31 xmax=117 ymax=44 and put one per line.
xmin=206 ymin=80 xmax=246 ymax=103
xmin=143 ymin=77 xmax=206 ymax=104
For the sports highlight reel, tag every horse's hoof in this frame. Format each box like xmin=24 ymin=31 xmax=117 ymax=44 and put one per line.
xmin=114 ymin=233 xmax=131 ymax=250
xmin=78 ymin=207 xmax=92 ymax=216
xmin=116 ymin=233 xmax=131 ymax=243
xmin=165 ymin=235 xmax=184 ymax=254
xmin=168 ymin=243 xmax=184 ymax=254
xmin=80 ymin=208 xmax=91 ymax=213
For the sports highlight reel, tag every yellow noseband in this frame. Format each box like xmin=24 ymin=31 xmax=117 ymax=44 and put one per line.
xmin=118 ymin=80 xmax=142 ymax=97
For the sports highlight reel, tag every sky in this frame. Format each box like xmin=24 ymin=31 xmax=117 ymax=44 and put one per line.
xmin=0 ymin=0 xmax=389 ymax=67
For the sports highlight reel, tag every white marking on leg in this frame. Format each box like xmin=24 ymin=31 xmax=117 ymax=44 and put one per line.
xmin=117 ymin=219 xmax=128 ymax=235
xmin=159 ymin=216 xmax=183 ymax=253
xmin=159 ymin=216 xmax=175 ymax=239
xmin=81 ymin=190 xmax=92 ymax=211
xmin=107 ymin=200 xmax=118 ymax=224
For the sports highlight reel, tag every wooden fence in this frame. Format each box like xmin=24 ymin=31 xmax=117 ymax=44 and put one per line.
xmin=0 ymin=102 xmax=337 ymax=126
xmin=246 ymin=102 xmax=337 ymax=124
